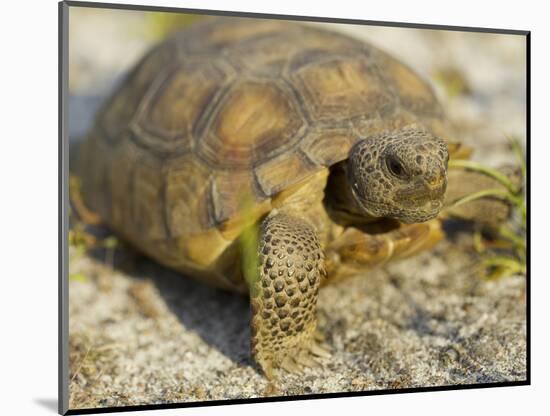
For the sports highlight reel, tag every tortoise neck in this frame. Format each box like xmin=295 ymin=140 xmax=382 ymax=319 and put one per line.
xmin=323 ymin=161 xmax=378 ymax=226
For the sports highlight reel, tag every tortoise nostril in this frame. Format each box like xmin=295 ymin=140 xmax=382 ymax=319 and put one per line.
xmin=426 ymin=175 xmax=446 ymax=191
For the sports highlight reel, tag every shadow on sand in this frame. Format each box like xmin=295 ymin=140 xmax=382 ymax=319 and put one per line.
xmin=91 ymin=242 xmax=255 ymax=370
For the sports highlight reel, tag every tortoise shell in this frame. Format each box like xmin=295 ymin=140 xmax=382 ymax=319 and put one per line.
xmin=79 ymin=17 xmax=447 ymax=289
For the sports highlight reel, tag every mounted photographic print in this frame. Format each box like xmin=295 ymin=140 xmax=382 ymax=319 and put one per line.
xmin=59 ymin=1 xmax=529 ymax=414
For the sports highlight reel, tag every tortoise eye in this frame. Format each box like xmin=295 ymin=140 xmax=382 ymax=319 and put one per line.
xmin=386 ymin=156 xmax=406 ymax=178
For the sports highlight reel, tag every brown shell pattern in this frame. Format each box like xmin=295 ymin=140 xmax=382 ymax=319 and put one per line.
xmin=82 ymin=17 xmax=445 ymax=247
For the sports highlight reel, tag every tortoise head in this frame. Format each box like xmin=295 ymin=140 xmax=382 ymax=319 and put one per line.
xmin=348 ymin=128 xmax=449 ymax=223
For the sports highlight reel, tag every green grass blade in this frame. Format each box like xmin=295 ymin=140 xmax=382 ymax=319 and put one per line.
xmin=447 ymin=188 xmax=519 ymax=209
xmin=449 ymin=159 xmax=520 ymax=194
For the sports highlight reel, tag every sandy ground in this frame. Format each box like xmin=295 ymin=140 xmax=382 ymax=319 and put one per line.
xmin=68 ymin=236 xmax=526 ymax=408
xmin=67 ymin=8 xmax=527 ymax=410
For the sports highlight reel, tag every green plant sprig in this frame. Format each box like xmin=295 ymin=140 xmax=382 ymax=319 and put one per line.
xmin=448 ymin=137 xmax=526 ymax=279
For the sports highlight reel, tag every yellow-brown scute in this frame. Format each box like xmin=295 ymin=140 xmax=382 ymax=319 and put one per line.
xmin=198 ymin=80 xmax=307 ymax=169
xmin=292 ymin=57 xmax=395 ymax=123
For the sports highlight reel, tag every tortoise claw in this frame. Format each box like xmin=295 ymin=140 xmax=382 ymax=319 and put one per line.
xmin=309 ymin=342 xmax=332 ymax=359
xmin=281 ymin=356 xmax=303 ymax=374
xmin=296 ymin=349 xmax=322 ymax=368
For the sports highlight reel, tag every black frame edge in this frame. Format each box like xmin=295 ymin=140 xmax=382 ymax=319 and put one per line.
xmin=525 ymin=31 xmax=531 ymax=386
xmin=65 ymin=381 xmax=530 ymax=415
xmin=63 ymin=0 xmax=529 ymax=36
xmin=59 ymin=1 xmax=70 ymax=415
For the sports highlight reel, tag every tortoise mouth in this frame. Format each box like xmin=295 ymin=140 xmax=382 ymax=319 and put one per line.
xmin=351 ymin=186 xmax=443 ymax=223
xmin=395 ymin=201 xmax=443 ymax=223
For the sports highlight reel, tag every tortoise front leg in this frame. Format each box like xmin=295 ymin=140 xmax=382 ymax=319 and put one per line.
xmin=249 ymin=212 xmax=330 ymax=379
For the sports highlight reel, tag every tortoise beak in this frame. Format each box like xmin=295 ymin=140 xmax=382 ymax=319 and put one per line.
xmin=397 ymin=177 xmax=447 ymax=205
xmin=394 ymin=177 xmax=446 ymax=223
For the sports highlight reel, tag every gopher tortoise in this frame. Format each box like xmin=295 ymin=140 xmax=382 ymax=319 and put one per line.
xmin=78 ymin=17 xmax=510 ymax=378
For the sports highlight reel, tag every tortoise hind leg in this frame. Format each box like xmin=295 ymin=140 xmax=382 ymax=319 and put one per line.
xmin=324 ymin=220 xmax=444 ymax=284
xmin=249 ymin=212 xmax=329 ymax=379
